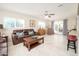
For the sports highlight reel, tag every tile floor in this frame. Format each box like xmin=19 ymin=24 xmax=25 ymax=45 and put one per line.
xmin=8 ymin=34 xmax=78 ymax=56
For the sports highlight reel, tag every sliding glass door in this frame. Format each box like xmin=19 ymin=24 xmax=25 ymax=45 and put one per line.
xmin=54 ymin=21 xmax=63 ymax=34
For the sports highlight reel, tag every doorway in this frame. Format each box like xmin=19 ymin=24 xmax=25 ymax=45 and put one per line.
xmin=54 ymin=21 xmax=63 ymax=34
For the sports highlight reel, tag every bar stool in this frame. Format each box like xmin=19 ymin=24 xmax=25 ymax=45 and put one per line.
xmin=67 ymin=35 xmax=77 ymax=53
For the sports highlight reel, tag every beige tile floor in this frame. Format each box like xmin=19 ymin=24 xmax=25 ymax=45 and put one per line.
xmin=8 ymin=34 xmax=78 ymax=56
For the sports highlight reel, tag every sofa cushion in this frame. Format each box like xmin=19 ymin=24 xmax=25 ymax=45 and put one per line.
xmin=24 ymin=31 xmax=28 ymax=35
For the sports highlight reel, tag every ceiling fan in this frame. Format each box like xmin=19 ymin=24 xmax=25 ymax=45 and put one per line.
xmin=44 ymin=11 xmax=55 ymax=18
xmin=57 ymin=4 xmax=63 ymax=7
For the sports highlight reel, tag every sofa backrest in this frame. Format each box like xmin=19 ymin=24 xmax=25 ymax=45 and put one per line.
xmin=13 ymin=29 xmax=24 ymax=34
xmin=12 ymin=29 xmax=35 ymax=34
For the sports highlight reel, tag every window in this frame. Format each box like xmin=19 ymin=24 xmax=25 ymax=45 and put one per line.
xmin=38 ymin=21 xmax=46 ymax=28
xmin=16 ymin=19 xmax=25 ymax=28
xmin=4 ymin=17 xmax=25 ymax=29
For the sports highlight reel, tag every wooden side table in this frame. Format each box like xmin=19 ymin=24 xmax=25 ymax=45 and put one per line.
xmin=2 ymin=36 xmax=8 ymax=42
xmin=1 ymin=36 xmax=8 ymax=56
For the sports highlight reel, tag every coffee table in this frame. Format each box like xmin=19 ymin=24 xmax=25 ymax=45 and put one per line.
xmin=23 ymin=36 xmax=44 ymax=51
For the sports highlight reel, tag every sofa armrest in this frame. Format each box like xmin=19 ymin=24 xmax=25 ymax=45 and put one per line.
xmin=34 ymin=32 xmax=38 ymax=35
xmin=12 ymin=34 xmax=18 ymax=39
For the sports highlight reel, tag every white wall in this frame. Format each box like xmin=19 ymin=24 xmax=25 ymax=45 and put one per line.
xmin=77 ymin=16 xmax=79 ymax=54
xmin=67 ymin=15 xmax=77 ymax=30
xmin=77 ymin=16 xmax=79 ymax=36
xmin=67 ymin=15 xmax=77 ymax=35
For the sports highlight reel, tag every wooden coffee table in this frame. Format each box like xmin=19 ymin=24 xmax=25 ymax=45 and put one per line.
xmin=23 ymin=36 xmax=44 ymax=51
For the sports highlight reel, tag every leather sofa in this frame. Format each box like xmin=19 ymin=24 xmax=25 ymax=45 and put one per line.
xmin=12 ymin=29 xmax=37 ymax=45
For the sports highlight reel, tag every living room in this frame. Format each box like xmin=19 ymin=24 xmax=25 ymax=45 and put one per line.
xmin=0 ymin=3 xmax=78 ymax=56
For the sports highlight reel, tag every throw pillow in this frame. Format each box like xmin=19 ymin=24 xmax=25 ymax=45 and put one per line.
xmin=28 ymin=31 xmax=34 ymax=36
xmin=16 ymin=32 xmax=24 ymax=38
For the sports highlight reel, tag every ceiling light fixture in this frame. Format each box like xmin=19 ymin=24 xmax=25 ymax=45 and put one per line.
xmin=44 ymin=11 xmax=55 ymax=20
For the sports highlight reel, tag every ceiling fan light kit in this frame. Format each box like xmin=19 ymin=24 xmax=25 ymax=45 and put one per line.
xmin=44 ymin=11 xmax=55 ymax=20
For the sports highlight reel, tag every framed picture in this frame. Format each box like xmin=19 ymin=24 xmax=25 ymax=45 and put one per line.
xmin=30 ymin=20 xmax=36 ymax=27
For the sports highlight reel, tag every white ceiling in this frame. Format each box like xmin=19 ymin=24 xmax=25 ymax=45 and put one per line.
xmin=0 ymin=3 xmax=78 ymax=20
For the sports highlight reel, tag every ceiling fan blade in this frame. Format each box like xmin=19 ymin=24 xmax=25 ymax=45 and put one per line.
xmin=48 ymin=15 xmax=51 ymax=18
xmin=44 ymin=14 xmax=48 ymax=16
xmin=58 ymin=4 xmax=63 ymax=7
xmin=49 ymin=14 xmax=55 ymax=15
